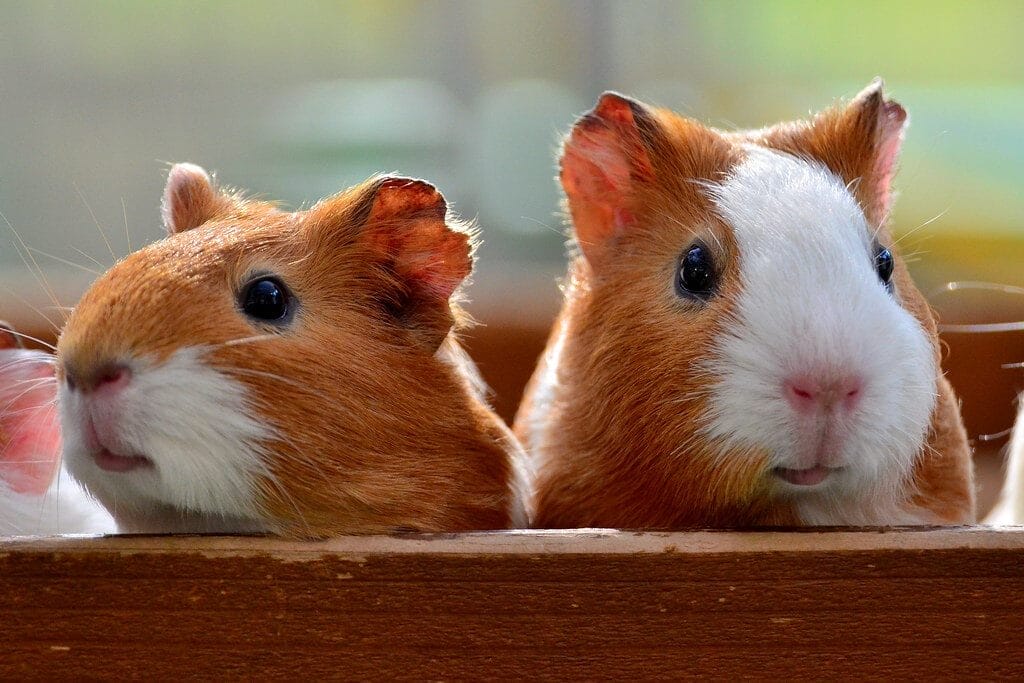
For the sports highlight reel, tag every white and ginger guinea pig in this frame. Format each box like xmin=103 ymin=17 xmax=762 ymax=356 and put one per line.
xmin=58 ymin=165 xmax=526 ymax=537
xmin=0 ymin=323 xmax=113 ymax=535
xmin=515 ymin=80 xmax=974 ymax=528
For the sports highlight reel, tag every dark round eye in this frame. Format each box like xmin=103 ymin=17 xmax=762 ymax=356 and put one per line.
xmin=875 ymin=246 xmax=894 ymax=289
xmin=677 ymin=244 xmax=717 ymax=300
xmin=242 ymin=278 xmax=289 ymax=321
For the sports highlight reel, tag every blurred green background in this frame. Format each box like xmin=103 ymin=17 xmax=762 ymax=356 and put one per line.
xmin=1 ymin=1 xmax=1023 ymax=498
xmin=1 ymin=0 xmax=1022 ymax=306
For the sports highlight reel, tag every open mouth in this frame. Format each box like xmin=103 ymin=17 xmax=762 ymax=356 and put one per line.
xmin=773 ymin=465 xmax=834 ymax=487
xmin=93 ymin=448 xmax=153 ymax=473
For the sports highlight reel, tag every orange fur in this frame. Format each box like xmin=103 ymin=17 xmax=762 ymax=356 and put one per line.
xmin=59 ymin=171 xmax=522 ymax=537
xmin=516 ymin=83 xmax=974 ymax=528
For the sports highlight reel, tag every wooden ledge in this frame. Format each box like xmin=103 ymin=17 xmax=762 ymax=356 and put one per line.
xmin=3 ymin=525 xmax=1024 ymax=556
xmin=3 ymin=528 xmax=1024 ymax=678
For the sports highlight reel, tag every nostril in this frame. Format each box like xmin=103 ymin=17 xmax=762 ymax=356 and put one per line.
xmin=94 ymin=364 xmax=131 ymax=393
xmin=785 ymin=374 xmax=864 ymax=413
xmin=791 ymin=385 xmax=814 ymax=400
xmin=841 ymin=379 xmax=864 ymax=409
xmin=784 ymin=379 xmax=818 ymax=412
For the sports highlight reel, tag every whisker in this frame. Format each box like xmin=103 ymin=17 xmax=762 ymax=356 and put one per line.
xmin=0 ymin=379 xmax=57 ymax=412
xmin=521 ymin=215 xmax=565 ymax=237
xmin=73 ymin=181 xmax=118 ymax=264
xmin=27 ymin=246 xmax=101 ymax=276
xmin=216 ymin=334 xmax=280 ymax=348
xmin=70 ymin=246 xmax=107 ymax=271
xmin=122 ymin=196 xmax=132 ymax=254
xmin=227 ymin=367 xmax=305 ymax=391
xmin=0 ymin=353 xmax=57 ymax=369
xmin=891 ymin=209 xmax=949 ymax=247
xmin=1 ymin=211 xmax=65 ymax=323
xmin=0 ymin=460 xmax=60 ymax=465
xmin=0 ymin=285 xmax=62 ymax=335
xmin=0 ymin=330 xmax=56 ymax=352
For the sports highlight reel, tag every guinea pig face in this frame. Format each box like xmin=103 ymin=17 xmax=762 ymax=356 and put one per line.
xmin=701 ymin=146 xmax=935 ymax=512
xmin=57 ymin=166 xmax=472 ymax=534
xmin=560 ymin=82 xmax=937 ymax=519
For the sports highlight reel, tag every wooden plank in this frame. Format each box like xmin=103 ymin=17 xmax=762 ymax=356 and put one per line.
xmin=2 ymin=528 xmax=1023 ymax=679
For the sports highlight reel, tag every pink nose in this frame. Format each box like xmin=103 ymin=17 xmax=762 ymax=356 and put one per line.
xmin=784 ymin=374 xmax=862 ymax=414
xmin=66 ymin=363 xmax=132 ymax=395
xmin=94 ymin=365 xmax=131 ymax=395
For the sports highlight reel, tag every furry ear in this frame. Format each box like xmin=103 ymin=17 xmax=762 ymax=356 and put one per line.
xmin=761 ymin=79 xmax=907 ymax=225
xmin=314 ymin=175 xmax=473 ymax=348
xmin=560 ymin=92 xmax=656 ymax=265
xmin=161 ymin=163 xmax=237 ymax=234
xmin=362 ymin=177 xmax=472 ymax=305
xmin=0 ymin=348 xmax=60 ymax=496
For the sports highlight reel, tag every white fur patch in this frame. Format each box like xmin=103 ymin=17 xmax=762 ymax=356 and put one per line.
xmin=704 ymin=147 xmax=937 ymax=524
xmin=61 ymin=347 xmax=274 ymax=532
xmin=986 ymin=399 xmax=1024 ymax=525
xmin=0 ymin=468 xmax=115 ymax=536
xmin=522 ymin=316 xmax=567 ymax=456
xmin=516 ymin=315 xmax=567 ymax=525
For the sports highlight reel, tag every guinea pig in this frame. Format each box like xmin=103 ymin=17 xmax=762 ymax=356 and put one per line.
xmin=57 ymin=165 xmax=526 ymax=537
xmin=986 ymin=404 xmax=1024 ymax=524
xmin=515 ymin=80 xmax=975 ymax=528
xmin=0 ymin=323 xmax=114 ymax=535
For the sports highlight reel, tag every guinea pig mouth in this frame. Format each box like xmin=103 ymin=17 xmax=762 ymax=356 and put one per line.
xmin=772 ymin=465 xmax=837 ymax=487
xmin=93 ymin=448 xmax=153 ymax=473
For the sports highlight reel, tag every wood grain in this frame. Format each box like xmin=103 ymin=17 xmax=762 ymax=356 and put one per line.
xmin=2 ymin=529 xmax=1023 ymax=680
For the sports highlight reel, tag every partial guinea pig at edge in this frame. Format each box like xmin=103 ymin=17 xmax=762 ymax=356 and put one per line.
xmin=0 ymin=323 xmax=114 ymax=535
xmin=515 ymin=80 xmax=974 ymax=528
xmin=58 ymin=165 xmax=527 ymax=537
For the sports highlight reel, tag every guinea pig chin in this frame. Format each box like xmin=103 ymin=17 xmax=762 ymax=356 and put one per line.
xmin=58 ymin=346 xmax=274 ymax=527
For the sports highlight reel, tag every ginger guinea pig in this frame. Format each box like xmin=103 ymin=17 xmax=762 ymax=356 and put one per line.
xmin=0 ymin=323 xmax=113 ymax=535
xmin=58 ymin=165 xmax=525 ymax=537
xmin=515 ymin=80 xmax=974 ymax=528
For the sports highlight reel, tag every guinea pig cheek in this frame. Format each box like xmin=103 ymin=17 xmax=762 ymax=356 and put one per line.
xmin=701 ymin=306 xmax=935 ymax=502
xmin=60 ymin=348 xmax=273 ymax=522
xmin=59 ymin=365 xmax=148 ymax=477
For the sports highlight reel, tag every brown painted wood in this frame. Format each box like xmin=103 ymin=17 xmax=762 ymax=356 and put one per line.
xmin=2 ymin=529 xmax=1024 ymax=679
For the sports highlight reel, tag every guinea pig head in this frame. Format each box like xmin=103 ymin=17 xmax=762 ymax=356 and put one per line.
xmin=523 ymin=81 xmax=972 ymax=527
xmin=58 ymin=166 xmax=515 ymax=536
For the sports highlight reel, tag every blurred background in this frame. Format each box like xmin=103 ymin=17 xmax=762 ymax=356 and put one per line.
xmin=1 ymin=0 xmax=1022 ymax=514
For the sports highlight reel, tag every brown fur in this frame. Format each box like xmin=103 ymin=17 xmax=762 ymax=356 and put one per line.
xmin=516 ymin=82 xmax=974 ymax=528
xmin=59 ymin=169 xmax=522 ymax=537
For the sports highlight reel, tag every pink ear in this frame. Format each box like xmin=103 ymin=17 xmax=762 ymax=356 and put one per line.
xmin=0 ymin=322 xmax=21 ymax=350
xmin=873 ymin=97 xmax=907 ymax=221
xmin=161 ymin=163 xmax=235 ymax=234
xmin=560 ymin=92 xmax=655 ymax=264
xmin=364 ymin=177 xmax=472 ymax=302
xmin=0 ymin=349 xmax=60 ymax=496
